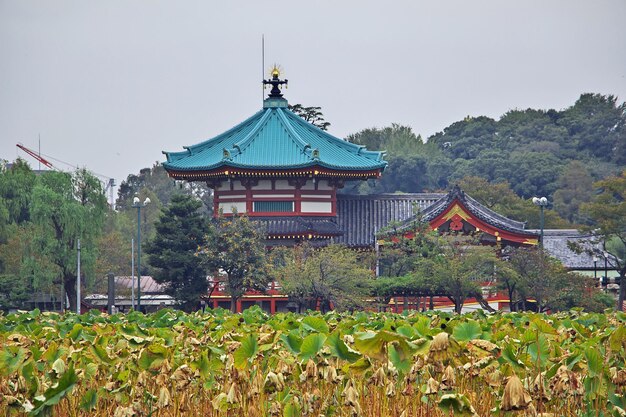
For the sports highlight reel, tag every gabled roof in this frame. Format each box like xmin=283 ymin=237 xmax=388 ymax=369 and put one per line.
xmin=163 ymin=97 xmax=386 ymax=178
xmin=335 ymin=193 xmax=445 ymax=246
xmin=393 ymin=186 xmax=539 ymax=245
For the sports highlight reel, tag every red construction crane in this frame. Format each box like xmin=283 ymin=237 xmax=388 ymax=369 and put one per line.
xmin=16 ymin=143 xmax=57 ymax=170
xmin=15 ymin=143 xmax=117 ymax=208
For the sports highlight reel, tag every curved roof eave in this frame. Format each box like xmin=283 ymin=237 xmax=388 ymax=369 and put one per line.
xmin=163 ymin=159 xmax=387 ymax=173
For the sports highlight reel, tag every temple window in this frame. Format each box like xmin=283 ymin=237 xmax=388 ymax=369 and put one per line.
xmin=253 ymin=201 xmax=294 ymax=213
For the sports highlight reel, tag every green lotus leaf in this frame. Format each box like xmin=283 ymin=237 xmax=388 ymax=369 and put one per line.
xmin=301 ymin=316 xmax=329 ymax=334
xmin=279 ymin=332 xmax=303 ymax=354
xmin=327 ymin=332 xmax=361 ymax=363
xmin=0 ymin=345 xmax=28 ymax=376
xmin=138 ymin=344 xmax=168 ymax=371
xmin=585 ymin=346 xmax=603 ymax=378
xmin=233 ymin=333 xmax=258 ymax=369
xmin=79 ymin=388 xmax=98 ymax=411
xmin=388 ymin=342 xmax=411 ymax=374
xmin=30 ymin=364 xmax=78 ymax=416
xmin=452 ymin=320 xmax=482 ymax=342
xmin=609 ymin=325 xmax=626 ymax=353
xmin=528 ymin=334 xmax=550 ymax=369
xmin=299 ymin=333 xmax=327 ymax=361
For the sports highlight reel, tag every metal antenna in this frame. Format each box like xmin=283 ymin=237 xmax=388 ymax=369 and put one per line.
xmin=262 ymin=34 xmax=265 ymax=102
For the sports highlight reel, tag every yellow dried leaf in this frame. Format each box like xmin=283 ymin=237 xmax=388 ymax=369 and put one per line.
xmin=502 ymin=374 xmax=532 ymax=411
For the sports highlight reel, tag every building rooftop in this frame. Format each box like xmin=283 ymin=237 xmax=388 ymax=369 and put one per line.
xmin=163 ymin=73 xmax=386 ymax=179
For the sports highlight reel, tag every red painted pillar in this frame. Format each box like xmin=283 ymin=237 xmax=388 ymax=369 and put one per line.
xmin=213 ymin=300 xmax=218 ymax=309
xmin=270 ymin=299 xmax=276 ymax=314
xmin=236 ymin=300 xmax=242 ymax=313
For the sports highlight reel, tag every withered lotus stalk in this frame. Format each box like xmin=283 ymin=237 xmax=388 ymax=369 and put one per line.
xmin=470 ymin=339 xmax=498 ymax=352
xmin=501 ymin=374 xmax=532 ymax=411
xmin=157 ymin=387 xmax=170 ymax=408
xmin=226 ymin=382 xmax=241 ymax=404
xmin=431 ymin=332 xmax=450 ymax=352
xmin=369 ymin=367 xmax=386 ymax=387
xmin=429 ymin=332 xmax=450 ymax=363
xmin=402 ymin=375 xmax=415 ymax=396
xmin=486 ymin=368 xmax=502 ymax=388
xmin=441 ymin=365 xmax=456 ymax=390
xmin=269 ymin=401 xmax=282 ymax=416
xmin=611 ymin=367 xmax=626 ymax=386
xmin=343 ymin=385 xmax=359 ymax=407
xmin=424 ymin=377 xmax=439 ymax=395
xmin=550 ymin=365 xmax=584 ymax=397
xmin=531 ymin=373 xmax=551 ymax=402
xmin=305 ymin=358 xmax=318 ymax=380
xmin=323 ymin=365 xmax=340 ymax=384
xmin=264 ymin=371 xmax=284 ymax=393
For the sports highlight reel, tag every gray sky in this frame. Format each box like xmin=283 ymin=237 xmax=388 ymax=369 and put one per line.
xmin=1 ymin=0 xmax=625 ymax=190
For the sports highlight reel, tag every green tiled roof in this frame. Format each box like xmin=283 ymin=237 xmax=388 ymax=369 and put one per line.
xmin=162 ymin=98 xmax=387 ymax=173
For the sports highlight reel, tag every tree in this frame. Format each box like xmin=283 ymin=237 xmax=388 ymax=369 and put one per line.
xmin=508 ymin=247 xmax=571 ymax=312
xmin=552 ymin=161 xmax=594 ymax=224
xmin=288 ymin=104 xmax=330 ymax=131
xmin=559 ymin=93 xmax=626 ymax=164
xmin=580 ymin=171 xmax=626 ymax=310
xmin=0 ymin=159 xmax=37 ymax=225
xmin=276 ymin=244 xmax=374 ymax=312
xmin=419 ymin=235 xmax=498 ymax=314
xmin=347 ymin=124 xmax=424 ymax=157
xmin=196 ymin=211 xmax=271 ymax=312
xmin=30 ymin=169 xmax=108 ymax=312
xmin=116 ymin=163 xmax=212 ymax=215
xmin=146 ymin=194 xmax=209 ymax=311
xmin=457 ymin=176 xmax=569 ymax=228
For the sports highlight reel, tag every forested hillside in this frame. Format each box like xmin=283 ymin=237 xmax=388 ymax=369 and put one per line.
xmin=348 ymin=93 xmax=625 ymax=224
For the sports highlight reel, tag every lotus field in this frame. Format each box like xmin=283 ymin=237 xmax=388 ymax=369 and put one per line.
xmin=1 ymin=308 xmax=625 ymax=417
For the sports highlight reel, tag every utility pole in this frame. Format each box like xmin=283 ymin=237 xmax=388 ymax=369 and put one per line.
xmin=76 ymin=239 xmax=81 ymax=314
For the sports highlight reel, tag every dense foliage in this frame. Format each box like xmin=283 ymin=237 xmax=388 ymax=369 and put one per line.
xmin=1 ymin=308 xmax=625 ymax=416
xmin=349 ymin=94 xmax=625 ymax=209
xmin=196 ymin=212 xmax=272 ymax=312
xmin=145 ymin=194 xmax=209 ymax=311
xmin=0 ymin=164 xmax=108 ymax=311
xmin=274 ymin=244 xmax=375 ymax=313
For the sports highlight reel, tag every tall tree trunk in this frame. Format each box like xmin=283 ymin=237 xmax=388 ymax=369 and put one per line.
xmin=230 ymin=296 xmax=237 ymax=313
xmin=64 ymin=272 xmax=77 ymax=313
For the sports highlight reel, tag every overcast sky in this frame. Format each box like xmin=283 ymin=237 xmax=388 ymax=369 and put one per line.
xmin=1 ymin=1 xmax=625 ymax=190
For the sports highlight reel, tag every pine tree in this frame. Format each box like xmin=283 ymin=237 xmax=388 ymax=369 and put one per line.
xmin=146 ymin=194 xmax=209 ymax=311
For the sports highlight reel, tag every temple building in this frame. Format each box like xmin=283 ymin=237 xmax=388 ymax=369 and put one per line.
xmin=162 ymin=70 xmax=615 ymax=312
xmin=163 ymin=68 xmax=386 ymax=245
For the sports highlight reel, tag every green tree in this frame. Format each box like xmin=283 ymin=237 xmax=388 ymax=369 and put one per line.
xmin=196 ymin=211 xmax=271 ymax=312
xmin=508 ymin=247 xmax=571 ymax=312
xmin=580 ymin=171 xmax=626 ymax=310
xmin=419 ymin=235 xmax=498 ymax=314
xmin=457 ymin=176 xmax=569 ymax=228
xmin=276 ymin=244 xmax=374 ymax=312
xmin=288 ymin=104 xmax=330 ymax=131
xmin=559 ymin=93 xmax=626 ymax=164
xmin=116 ymin=163 xmax=212 ymax=215
xmin=552 ymin=161 xmax=594 ymax=224
xmin=0 ymin=159 xmax=37 ymax=225
xmin=30 ymin=169 xmax=108 ymax=312
xmin=146 ymin=194 xmax=209 ymax=311
xmin=347 ymin=124 xmax=424 ymax=157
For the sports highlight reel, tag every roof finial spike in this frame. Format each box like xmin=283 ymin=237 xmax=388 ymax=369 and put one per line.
xmin=263 ymin=65 xmax=288 ymax=98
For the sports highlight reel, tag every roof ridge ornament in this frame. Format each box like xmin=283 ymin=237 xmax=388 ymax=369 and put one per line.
xmin=263 ymin=65 xmax=288 ymax=98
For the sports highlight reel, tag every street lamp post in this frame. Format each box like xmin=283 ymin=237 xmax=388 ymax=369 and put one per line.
xmin=532 ymin=197 xmax=548 ymax=248
xmin=132 ymin=197 xmax=151 ymax=311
